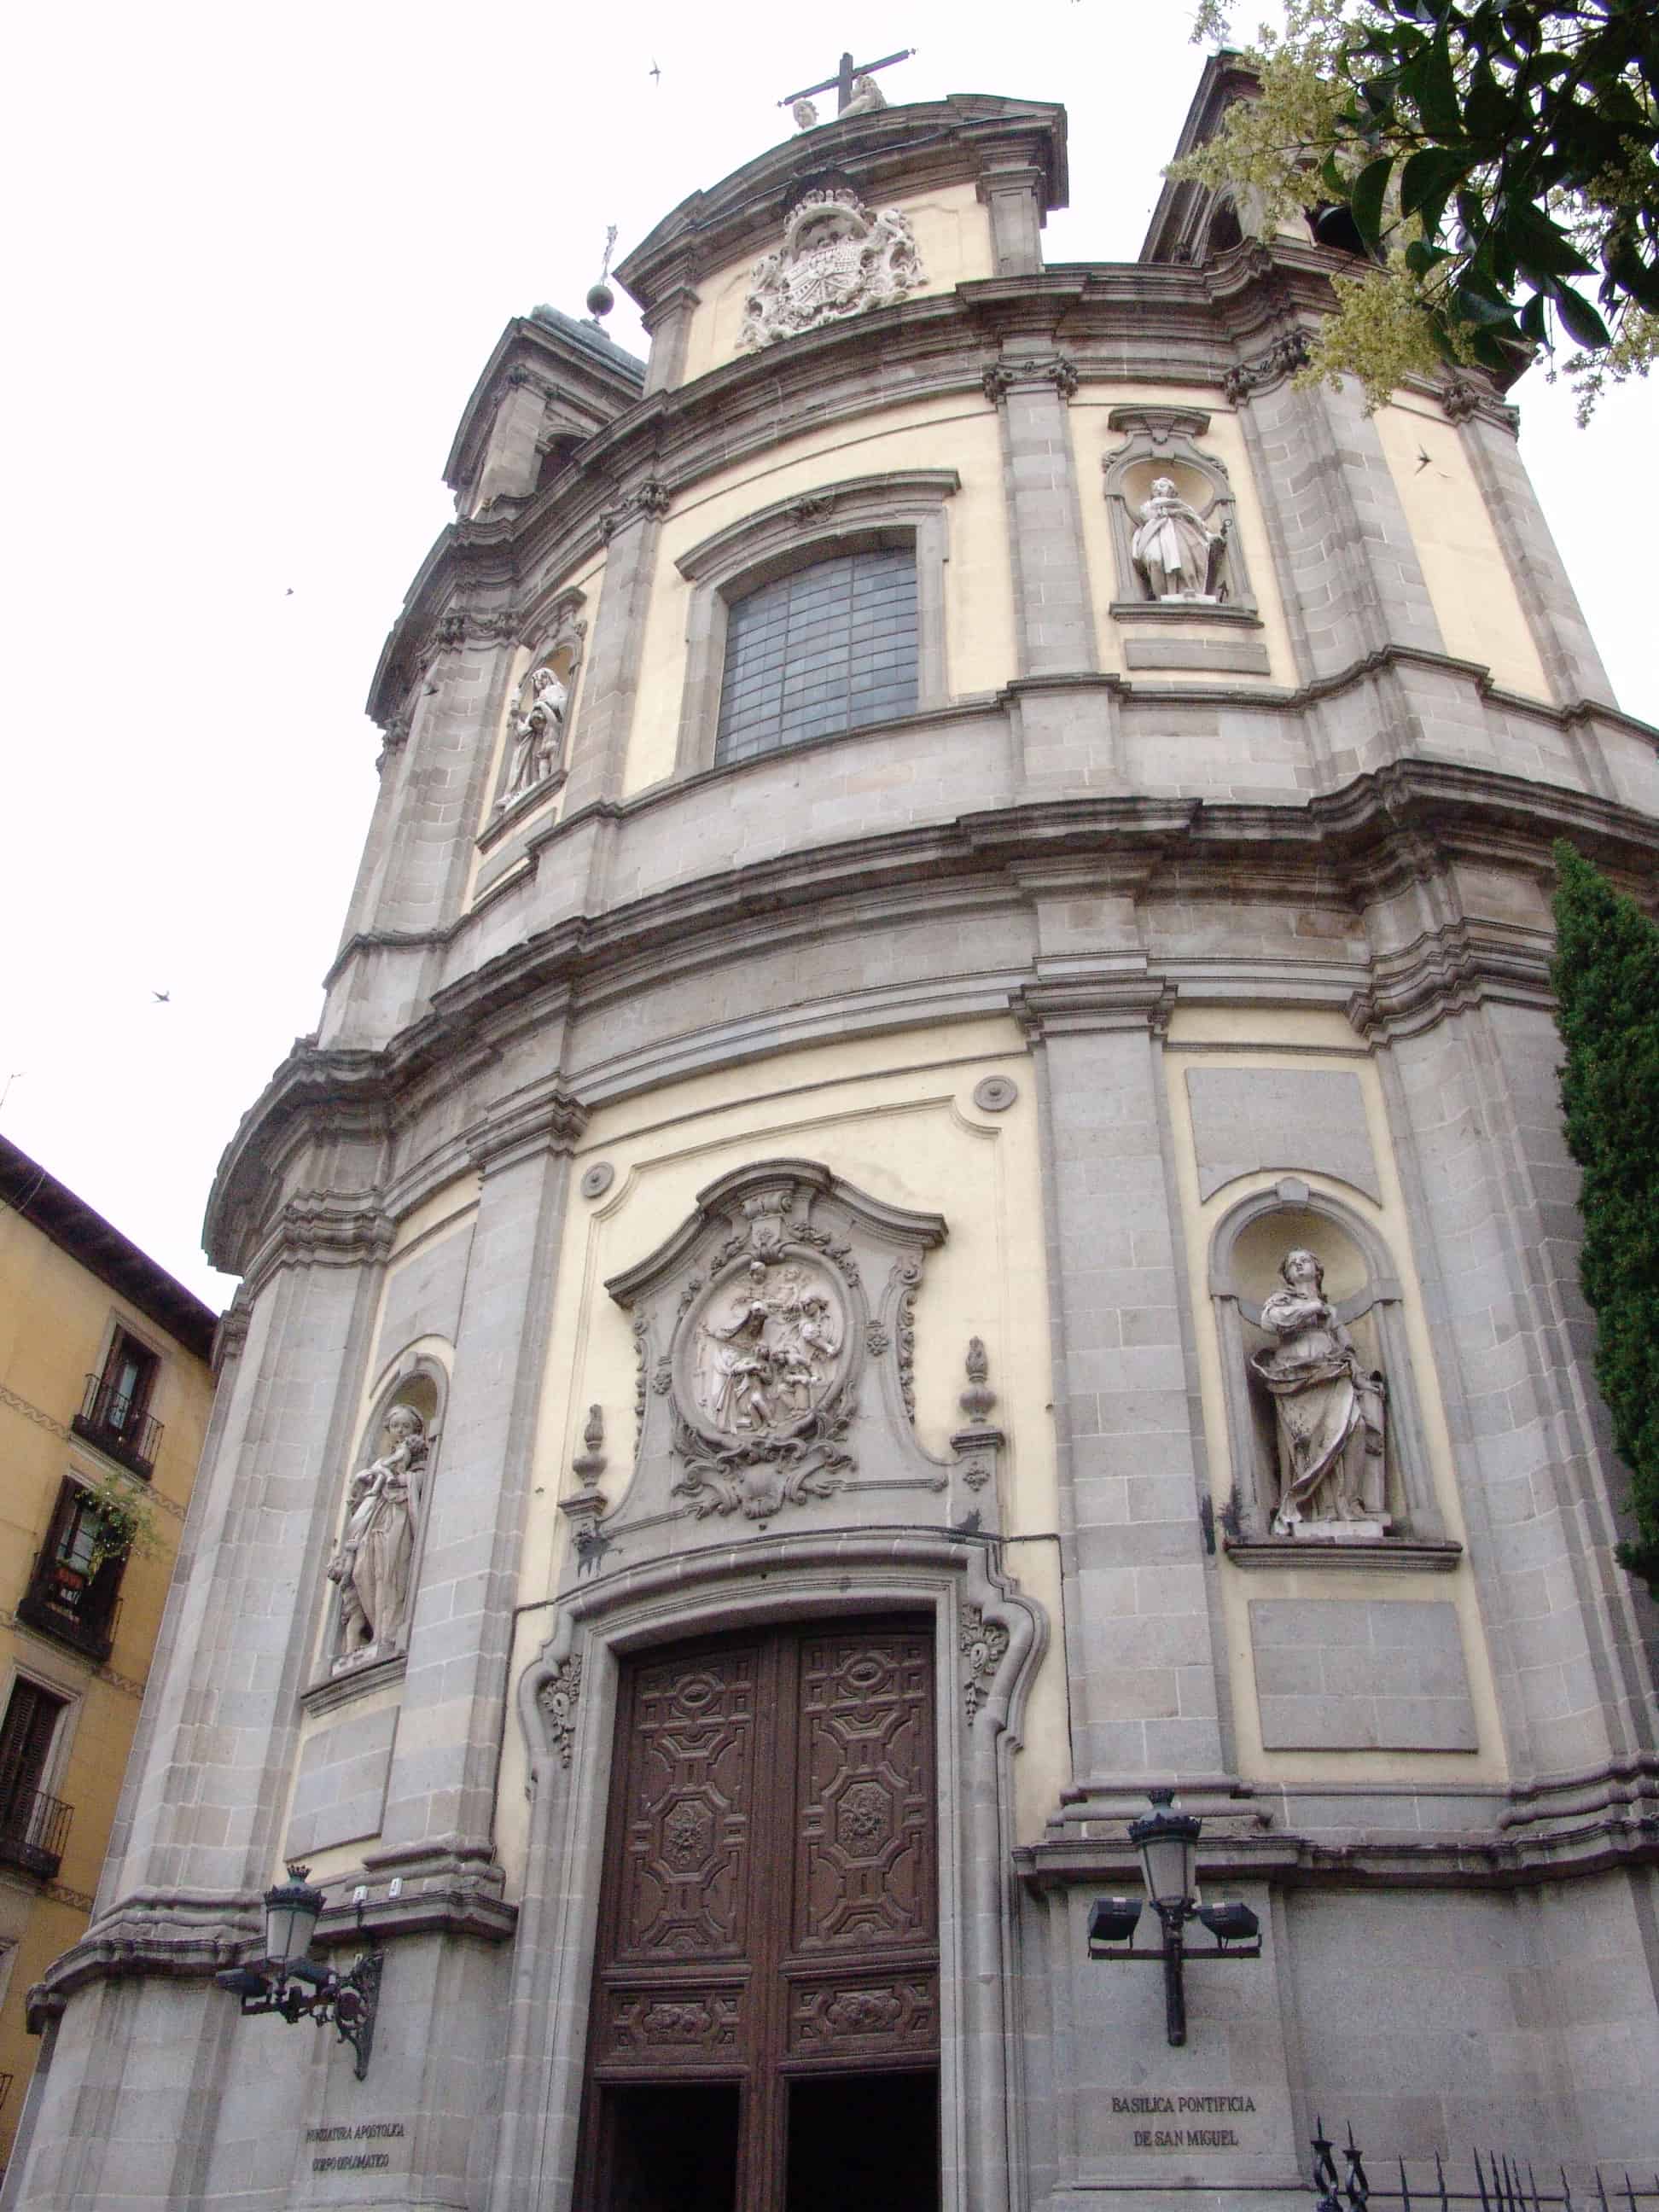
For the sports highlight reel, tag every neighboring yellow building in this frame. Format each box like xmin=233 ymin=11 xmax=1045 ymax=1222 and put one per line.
xmin=0 ymin=1137 xmax=215 ymax=2176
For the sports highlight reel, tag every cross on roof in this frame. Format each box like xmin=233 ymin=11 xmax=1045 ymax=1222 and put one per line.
xmin=778 ymin=46 xmax=916 ymax=114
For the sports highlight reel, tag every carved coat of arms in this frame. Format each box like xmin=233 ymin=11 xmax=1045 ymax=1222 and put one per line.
xmin=738 ymin=188 xmax=926 ymax=351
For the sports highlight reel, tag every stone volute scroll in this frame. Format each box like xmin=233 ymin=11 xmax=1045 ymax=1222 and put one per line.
xmin=737 ymin=183 xmax=926 ymax=351
xmin=1100 ymin=406 xmax=1257 ymax=620
xmin=324 ymin=1368 xmax=444 ymax=1681
xmin=575 ymin=1161 xmax=992 ymax=1588
xmin=1209 ymin=1182 xmax=1458 ymax=1569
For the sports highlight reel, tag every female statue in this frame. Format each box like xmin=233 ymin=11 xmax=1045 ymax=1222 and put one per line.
xmin=1250 ymin=1247 xmax=1386 ymax=1534
xmin=1131 ymin=475 xmax=1225 ymax=600
xmin=498 ymin=664 xmax=568 ymax=808
xmin=329 ymin=1404 xmax=427 ymax=1666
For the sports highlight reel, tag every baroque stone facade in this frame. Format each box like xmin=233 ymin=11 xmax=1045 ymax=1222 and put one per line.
xmin=8 ymin=58 xmax=1656 ymax=2212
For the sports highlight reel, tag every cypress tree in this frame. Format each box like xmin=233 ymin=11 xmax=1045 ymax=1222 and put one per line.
xmin=1551 ymin=842 xmax=1659 ymax=1596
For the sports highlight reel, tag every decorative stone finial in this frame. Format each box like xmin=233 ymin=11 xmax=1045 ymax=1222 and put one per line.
xmin=960 ymin=1337 xmax=998 ymax=1423
xmin=585 ymin=224 xmax=619 ymax=321
xmin=572 ymin=1405 xmax=607 ymax=1487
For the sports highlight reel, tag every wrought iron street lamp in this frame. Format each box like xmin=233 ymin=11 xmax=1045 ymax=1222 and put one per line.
xmin=213 ymin=1863 xmax=383 ymax=2079
xmin=1087 ymin=1790 xmax=1261 ymax=2046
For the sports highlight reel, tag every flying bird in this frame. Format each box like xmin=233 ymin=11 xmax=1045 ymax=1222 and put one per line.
xmin=649 ymin=57 xmax=661 ymax=83
xmin=1415 ymin=446 xmax=1431 ymax=472
xmin=152 ymin=990 xmax=171 ymax=1004
xmin=286 ymin=587 xmax=294 ymax=596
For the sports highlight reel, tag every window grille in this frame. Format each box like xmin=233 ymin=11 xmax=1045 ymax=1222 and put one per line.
xmin=714 ymin=547 xmax=918 ymax=766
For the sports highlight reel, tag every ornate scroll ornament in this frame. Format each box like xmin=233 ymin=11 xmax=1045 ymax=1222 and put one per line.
xmin=597 ymin=1161 xmax=954 ymax=1568
xmin=536 ymin=1656 xmax=582 ymax=1769
xmin=738 ymin=187 xmax=926 ymax=352
xmin=959 ymin=1604 xmax=1010 ymax=1725
xmin=598 ymin=480 xmax=672 ymax=540
xmin=981 ymin=355 xmax=1079 ymax=405
xmin=1221 ymin=329 xmax=1311 ymax=406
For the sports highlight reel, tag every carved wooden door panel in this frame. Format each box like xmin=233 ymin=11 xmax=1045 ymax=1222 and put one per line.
xmin=578 ymin=1621 xmax=938 ymax=2212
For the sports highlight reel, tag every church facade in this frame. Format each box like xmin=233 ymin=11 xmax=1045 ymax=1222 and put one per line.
xmin=8 ymin=59 xmax=1657 ymax=2212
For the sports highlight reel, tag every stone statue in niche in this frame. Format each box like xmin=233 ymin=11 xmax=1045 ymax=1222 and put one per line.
xmin=1131 ymin=475 xmax=1229 ymax=602
xmin=497 ymin=662 xmax=568 ymax=810
xmin=691 ymin=1256 xmax=844 ymax=1435
xmin=1251 ymin=1247 xmax=1388 ymax=1537
xmin=329 ymin=1404 xmax=428 ymax=1672
xmin=738 ymin=187 xmax=925 ymax=352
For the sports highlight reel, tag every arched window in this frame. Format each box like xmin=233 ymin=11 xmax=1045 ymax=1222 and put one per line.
xmin=714 ymin=546 xmax=919 ymax=765
xmin=671 ymin=469 xmax=958 ymax=777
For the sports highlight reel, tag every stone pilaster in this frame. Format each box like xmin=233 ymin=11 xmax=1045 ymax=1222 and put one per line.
xmin=1355 ymin=979 xmax=1658 ymax=1778
xmin=370 ymin=1090 xmax=585 ymax=1870
xmin=987 ymin=351 xmax=1097 ymax=681
xmin=1016 ymin=975 xmax=1229 ymax=1796
xmin=558 ymin=488 xmax=668 ymax=817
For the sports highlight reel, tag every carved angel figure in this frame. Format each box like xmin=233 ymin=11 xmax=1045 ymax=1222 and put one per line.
xmin=738 ymin=187 xmax=925 ymax=351
xmin=329 ymin=1405 xmax=428 ymax=1668
xmin=1131 ymin=475 xmax=1226 ymax=600
xmin=1249 ymin=1248 xmax=1386 ymax=1534
xmin=498 ymin=663 xmax=568 ymax=808
xmin=840 ymin=72 xmax=888 ymax=116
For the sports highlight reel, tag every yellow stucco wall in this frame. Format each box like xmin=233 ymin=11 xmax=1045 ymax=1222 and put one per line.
xmin=0 ymin=1198 xmax=213 ymax=2168
xmin=1069 ymin=388 xmax=1299 ymax=684
xmin=621 ymin=397 xmax=1016 ymax=796
xmin=1161 ymin=1004 xmax=1508 ymax=1785
xmin=1374 ymin=394 xmax=1551 ymax=702
xmin=679 ymin=180 xmax=993 ymax=388
xmin=494 ymin=1016 xmax=1065 ymax=1896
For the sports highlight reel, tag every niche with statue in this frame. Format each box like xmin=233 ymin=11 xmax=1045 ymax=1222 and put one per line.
xmin=321 ymin=1360 xmax=445 ymax=1685
xmin=1100 ymin=406 xmax=1258 ymax=619
xmin=1208 ymin=1181 xmax=1456 ymax=1563
xmin=490 ymin=590 xmax=587 ymax=821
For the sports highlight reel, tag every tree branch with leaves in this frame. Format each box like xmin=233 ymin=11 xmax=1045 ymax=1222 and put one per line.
xmin=1178 ymin=1 xmax=1658 ymax=420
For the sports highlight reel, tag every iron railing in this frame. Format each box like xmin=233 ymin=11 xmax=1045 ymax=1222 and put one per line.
xmin=0 ymin=1785 xmax=72 ymax=1881
xmin=72 ymin=1372 xmax=161 ymax=1476
xmin=1312 ymin=2122 xmax=1659 ymax=2212
xmin=15 ymin=1545 xmax=122 ymax=1662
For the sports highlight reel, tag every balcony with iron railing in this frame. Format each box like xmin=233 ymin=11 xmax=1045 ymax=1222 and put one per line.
xmin=71 ymin=1373 xmax=161 ymax=1478
xmin=15 ymin=1545 xmax=123 ymax=1664
xmin=0 ymin=1786 xmax=72 ymax=1882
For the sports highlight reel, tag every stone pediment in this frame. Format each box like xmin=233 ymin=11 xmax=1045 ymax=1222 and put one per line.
xmin=574 ymin=1161 xmax=975 ymax=1580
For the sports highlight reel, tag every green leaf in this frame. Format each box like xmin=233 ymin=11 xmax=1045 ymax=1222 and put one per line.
xmin=1452 ymin=280 xmax=1521 ymax=325
xmin=1504 ymin=200 xmax=1595 ymax=280
xmin=1348 ymin=155 xmax=1395 ymax=251
xmin=1400 ymin=147 xmax=1468 ymax=230
xmin=1415 ymin=26 xmax=1464 ymax=137
xmin=1547 ymin=279 xmax=1612 ymax=349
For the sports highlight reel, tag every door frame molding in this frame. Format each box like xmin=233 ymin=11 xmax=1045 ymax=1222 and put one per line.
xmin=498 ymin=1531 xmax=1046 ymax=2212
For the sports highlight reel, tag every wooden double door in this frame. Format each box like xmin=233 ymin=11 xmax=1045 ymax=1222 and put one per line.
xmin=577 ymin=1621 xmax=940 ymax=2212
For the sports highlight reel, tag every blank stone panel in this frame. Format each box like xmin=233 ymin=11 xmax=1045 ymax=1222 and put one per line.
xmin=1186 ymin=1066 xmax=1381 ymax=1202
xmin=375 ymin=1220 xmax=474 ymax=1362
xmin=286 ymin=1705 xmax=399 ymax=1857
xmin=1249 ymin=1599 xmax=1477 ymax=1752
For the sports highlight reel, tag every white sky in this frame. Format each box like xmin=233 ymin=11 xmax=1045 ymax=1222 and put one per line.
xmin=2 ymin=1 xmax=1652 ymax=1313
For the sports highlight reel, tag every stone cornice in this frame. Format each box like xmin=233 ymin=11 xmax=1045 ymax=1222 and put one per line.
xmin=364 ymin=242 xmax=1366 ymax=729
xmin=1018 ymin=1755 xmax=1659 ymax=1894
xmin=24 ymin=1860 xmax=518 ymax=2029
xmin=613 ymin=96 xmax=1068 ymax=316
xmin=217 ymin=758 xmax=1656 ymax=1275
